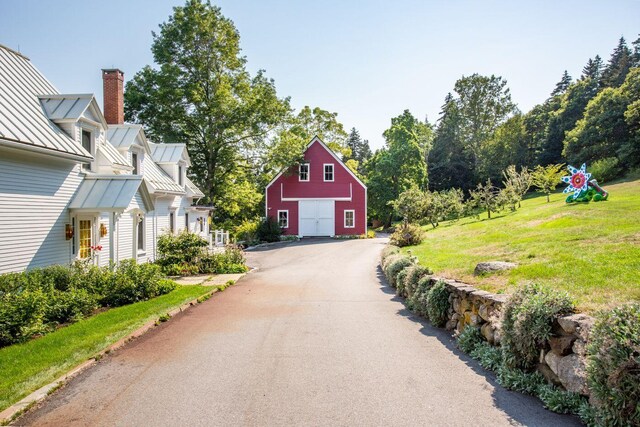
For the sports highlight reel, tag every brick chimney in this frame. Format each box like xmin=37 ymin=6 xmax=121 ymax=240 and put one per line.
xmin=102 ymin=69 xmax=124 ymax=125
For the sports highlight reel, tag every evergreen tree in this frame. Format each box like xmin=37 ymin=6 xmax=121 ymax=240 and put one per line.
xmin=551 ymin=70 xmax=572 ymax=97
xmin=428 ymin=93 xmax=474 ymax=191
xmin=581 ymin=55 xmax=603 ymax=83
xmin=344 ymin=127 xmax=372 ymax=174
xmin=601 ymin=37 xmax=633 ymax=88
xmin=632 ymin=34 xmax=640 ymax=67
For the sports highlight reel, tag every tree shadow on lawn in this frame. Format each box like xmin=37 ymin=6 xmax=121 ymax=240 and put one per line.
xmin=375 ymin=266 xmax=583 ymax=427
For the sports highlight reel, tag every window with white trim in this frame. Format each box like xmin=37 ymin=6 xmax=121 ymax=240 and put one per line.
xmin=324 ymin=164 xmax=334 ymax=182
xmin=81 ymin=129 xmax=93 ymax=171
xmin=278 ymin=210 xmax=288 ymax=228
xmin=299 ymin=163 xmax=309 ymax=181
xmin=169 ymin=211 xmax=175 ymax=234
xmin=136 ymin=214 xmax=145 ymax=252
xmin=344 ymin=210 xmax=355 ymax=228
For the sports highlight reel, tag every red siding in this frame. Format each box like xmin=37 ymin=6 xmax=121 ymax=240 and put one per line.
xmin=266 ymin=139 xmax=366 ymax=236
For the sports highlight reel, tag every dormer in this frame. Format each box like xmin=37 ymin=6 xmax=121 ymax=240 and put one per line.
xmin=39 ymin=94 xmax=109 ymax=172
xmin=148 ymin=143 xmax=191 ymax=187
xmin=106 ymin=124 xmax=152 ymax=176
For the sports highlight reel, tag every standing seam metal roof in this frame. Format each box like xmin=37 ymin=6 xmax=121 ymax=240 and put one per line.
xmin=69 ymin=176 xmax=143 ymax=211
xmin=106 ymin=125 xmax=143 ymax=149
xmin=150 ymin=143 xmax=190 ymax=165
xmin=0 ymin=44 xmax=92 ymax=159
xmin=144 ymin=159 xmax=185 ymax=194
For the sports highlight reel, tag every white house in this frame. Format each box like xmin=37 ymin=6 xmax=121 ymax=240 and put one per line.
xmin=0 ymin=44 xmax=209 ymax=273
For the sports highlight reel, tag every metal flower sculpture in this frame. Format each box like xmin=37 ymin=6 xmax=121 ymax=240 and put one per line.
xmin=561 ymin=163 xmax=608 ymax=203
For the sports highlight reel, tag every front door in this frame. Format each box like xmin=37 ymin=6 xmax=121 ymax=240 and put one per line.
xmin=77 ymin=217 xmax=94 ymax=260
xmin=298 ymin=200 xmax=335 ymax=237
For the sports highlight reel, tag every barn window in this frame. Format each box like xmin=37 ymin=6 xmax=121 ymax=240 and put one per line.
xmin=299 ymin=163 xmax=309 ymax=181
xmin=324 ymin=164 xmax=334 ymax=182
xmin=278 ymin=210 xmax=288 ymax=228
xmin=344 ymin=210 xmax=355 ymax=228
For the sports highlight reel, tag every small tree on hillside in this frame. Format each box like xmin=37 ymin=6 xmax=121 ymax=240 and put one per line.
xmin=502 ymin=165 xmax=532 ymax=209
xmin=441 ymin=188 xmax=465 ymax=221
xmin=469 ymin=179 xmax=503 ymax=219
xmin=390 ymin=187 xmax=426 ymax=226
xmin=531 ymin=164 xmax=565 ymax=202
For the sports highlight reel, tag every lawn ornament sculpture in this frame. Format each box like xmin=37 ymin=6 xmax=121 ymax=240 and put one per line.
xmin=561 ymin=163 xmax=608 ymax=203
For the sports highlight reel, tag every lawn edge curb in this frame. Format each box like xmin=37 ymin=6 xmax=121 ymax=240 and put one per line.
xmin=0 ymin=280 xmax=240 ymax=425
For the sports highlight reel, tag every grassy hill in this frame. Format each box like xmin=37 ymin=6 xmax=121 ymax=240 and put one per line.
xmin=405 ymin=177 xmax=640 ymax=312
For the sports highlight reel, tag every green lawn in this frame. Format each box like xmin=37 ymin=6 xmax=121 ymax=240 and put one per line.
xmin=0 ymin=285 xmax=214 ymax=412
xmin=405 ymin=177 xmax=640 ymax=313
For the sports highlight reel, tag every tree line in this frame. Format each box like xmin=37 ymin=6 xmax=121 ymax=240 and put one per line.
xmin=124 ymin=0 xmax=639 ymax=229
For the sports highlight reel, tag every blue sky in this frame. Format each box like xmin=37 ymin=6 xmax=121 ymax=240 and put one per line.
xmin=1 ymin=0 xmax=638 ymax=149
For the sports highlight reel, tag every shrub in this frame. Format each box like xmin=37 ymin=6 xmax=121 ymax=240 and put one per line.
xmin=408 ymin=275 xmax=433 ymax=315
xmin=403 ymin=264 xmax=432 ymax=299
xmin=102 ymin=260 xmax=166 ymax=307
xmin=389 ymin=224 xmax=425 ymax=247
xmin=156 ymin=230 xmax=207 ymax=267
xmin=366 ymin=230 xmax=376 ymax=239
xmin=257 ymin=216 xmax=282 ymax=243
xmin=234 ymin=219 xmax=260 ymax=244
xmin=0 ymin=288 xmax=48 ymax=346
xmin=457 ymin=326 xmax=484 ymax=354
xmin=380 ymin=245 xmax=400 ymax=267
xmin=426 ymin=280 xmax=450 ymax=327
xmin=470 ymin=342 xmax=503 ymax=372
xmin=44 ymin=288 xmax=97 ymax=324
xmin=497 ymin=367 xmax=546 ymax=395
xmin=537 ymin=384 xmax=585 ymax=415
xmin=395 ymin=268 xmax=410 ymax=297
xmin=383 ymin=255 xmax=413 ymax=288
xmin=500 ymin=284 xmax=575 ymax=370
xmin=587 ymin=303 xmax=640 ymax=426
xmin=589 ymin=157 xmax=622 ymax=183
xmin=198 ymin=245 xmax=248 ymax=274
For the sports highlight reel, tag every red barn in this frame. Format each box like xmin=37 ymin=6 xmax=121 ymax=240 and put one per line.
xmin=265 ymin=137 xmax=367 ymax=237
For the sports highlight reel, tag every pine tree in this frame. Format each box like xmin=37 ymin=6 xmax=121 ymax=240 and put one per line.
xmin=551 ymin=70 xmax=572 ymax=97
xmin=601 ymin=37 xmax=633 ymax=88
xmin=581 ymin=55 xmax=603 ymax=82
xmin=632 ymin=34 xmax=640 ymax=67
xmin=344 ymin=127 xmax=372 ymax=174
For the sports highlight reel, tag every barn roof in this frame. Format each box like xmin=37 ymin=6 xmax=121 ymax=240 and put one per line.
xmin=265 ymin=136 xmax=367 ymax=191
xmin=0 ymin=44 xmax=92 ymax=161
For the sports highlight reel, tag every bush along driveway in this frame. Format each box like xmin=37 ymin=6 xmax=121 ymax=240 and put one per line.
xmin=381 ymin=245 xmax=640 ymax=427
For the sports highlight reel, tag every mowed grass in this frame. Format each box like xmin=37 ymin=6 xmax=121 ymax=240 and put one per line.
xmin=0 ymin=285 xmax=214 ymax=412
xmin=405 ymin=177 xmax=640 ymax=313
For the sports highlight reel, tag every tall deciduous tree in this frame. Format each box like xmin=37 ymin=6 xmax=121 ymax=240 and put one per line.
xmin=452 ymin=74 xmax=518 ymax=177
xmin=124 ymin=0 xmax=290 ymax=223
xmin=265 ymin=106 xmax=350 ymax=179
xmin=366 ymin=110 xmax=431 ymax=226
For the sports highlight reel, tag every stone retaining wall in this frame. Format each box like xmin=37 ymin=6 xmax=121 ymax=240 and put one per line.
xmin=428 ymin=276 xmax=595 ymax=397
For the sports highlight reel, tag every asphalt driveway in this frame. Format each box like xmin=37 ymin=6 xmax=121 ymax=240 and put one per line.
xmin=17 ymin=238 xmax=581 ymax=426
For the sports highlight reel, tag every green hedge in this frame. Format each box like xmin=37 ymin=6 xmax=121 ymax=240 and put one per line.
xmin=0 ymin=260 xmax=176 ymax=347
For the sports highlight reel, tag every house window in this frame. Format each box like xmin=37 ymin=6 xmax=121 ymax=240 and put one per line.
xmin=344 ymin=210 xmax=355 ymax=228
xmin=199 ymin=217 xmax=204 ymax=232
xmin=185 ymin=213 xmax=189 ymax=230
xmin=78 ymin=219 xmax=92 ymax=259
xmin=71 ymin=217 xmax=76 ymax=254
xmin=299 ymin=163 xmax=309 ymax=181
xmin=278 ymin=210 xmax=288 ymax=228
xmin=81 ymin=130 xmax=92 ymax=170
xmin=131 ymin=152 xmax=138 ymax=174
xmin=324 ymin=164 xmax=334 ymax=182
xmin=178 ymin=166 xmax=184 ymax=186
xmin=169 ymin=211 xmax=175 ymax=234
xmin=137 ymin=215 xmax=145 ymax=252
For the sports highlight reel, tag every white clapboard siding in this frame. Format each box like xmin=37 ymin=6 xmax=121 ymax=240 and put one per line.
xmin=117 ymin=213 xmax=134 ymax=263
xmin=0 ymin=150 xmax=82 ymax=273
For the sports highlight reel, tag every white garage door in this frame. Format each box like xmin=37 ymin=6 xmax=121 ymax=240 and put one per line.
xmin=299 ymin=200 xmax=335 ymax=237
